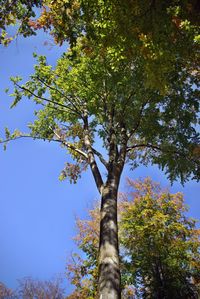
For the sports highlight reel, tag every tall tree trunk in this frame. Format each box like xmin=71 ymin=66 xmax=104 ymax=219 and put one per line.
xmin=98 ymin=174 xmax=121 ymax=299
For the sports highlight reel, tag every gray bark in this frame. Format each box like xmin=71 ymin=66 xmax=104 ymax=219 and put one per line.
xmin=83 ymin=108 xmax=126 ymax=298
xmin=98 ymin=175 xmax=121 ymax=299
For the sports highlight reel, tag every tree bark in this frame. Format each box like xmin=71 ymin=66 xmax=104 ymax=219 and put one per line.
xmin=98 ymin=174 xmax=121 ymax=299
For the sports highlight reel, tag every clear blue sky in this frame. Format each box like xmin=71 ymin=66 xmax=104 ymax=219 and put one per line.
xmin=0 ymin=31 xmax=199 ymax=295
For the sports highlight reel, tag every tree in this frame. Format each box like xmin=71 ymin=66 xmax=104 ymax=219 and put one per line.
xmin=0 ymin=276 xmax=66 ymax=299
xmin=0 ymin=282 xmax=15 ymax=299
xmin=120 ymin=178 xmax=200 ymax=299
xmin=1 ymin=1 xmax=199 ymax=298
xmin=67 ymin=205 xmax=100 ymax=298
xmin=66 ymin=178 xmax=200 ymax=299
xmin=17 ymin=276 xmax=65 ymax=299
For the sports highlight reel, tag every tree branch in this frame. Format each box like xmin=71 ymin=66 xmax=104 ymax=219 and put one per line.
xmin=92 ymin=147 xmax=108 ymax=169
xmin=128 ymin=100 xmax=149 ymax=138
xmin=118 ymin=125 xmax=128 ymax=166
xmin=108 ymin=107 xmax=118 ymax=165
xmin=122 ymin=90 xmax=136 ymax=112
xmin=1 ymin=133 xmax=88 ymax=160
xmin=36 ymin=77 xmax=83 ymax=118
xmin=83 ymin=112 xmax=104 ymax=193
xmin=127 ymin=143 xmax=200 ymax=166
xmin=127 ymin=143 xmax=163 ymax=153
xmin=15 ymin=83 xmax=79 ymax=115
xmin=36 ymin=100 xmax=69 ymax=115
xmin=53 ymin=130 xmax=88 ymax=159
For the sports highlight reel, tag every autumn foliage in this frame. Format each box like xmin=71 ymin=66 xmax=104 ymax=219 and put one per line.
xmin=120 ymin=178 xmax=200 ymax=298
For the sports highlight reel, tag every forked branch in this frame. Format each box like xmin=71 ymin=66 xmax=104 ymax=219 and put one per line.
xmin=92 ymin=147 xmax=108 ymax=169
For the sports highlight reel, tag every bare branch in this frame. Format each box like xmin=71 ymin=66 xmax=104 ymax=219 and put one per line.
xmin=118 ymin=126 xmax=128 ymax=166
xmin=83 ymin=112 xmax=104 ymax=193
xmin=0 ymin=134 xmax=61 ymax=144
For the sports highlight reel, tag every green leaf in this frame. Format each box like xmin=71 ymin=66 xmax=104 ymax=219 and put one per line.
xmin=5 ymin=127 xmax=10 ymax=139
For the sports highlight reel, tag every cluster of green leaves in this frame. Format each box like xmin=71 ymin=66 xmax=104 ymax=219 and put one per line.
xmin=0 ymin=0 xmax=42 ymax=45
xmin=7 ymin=39 xmax=199 ymax=183
xmin=66 ymin=178 xmax=200 ymax=299
xmin=1 ymin=1 xmax=199 ymax=87
xmin=18 ymin=1 xmax=200 ymax=89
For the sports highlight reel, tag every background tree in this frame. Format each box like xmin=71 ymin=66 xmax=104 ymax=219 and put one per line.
xmin=0 ymin=276 xmax=65 ymax=299
xmin=66 ymin=205 xmax=100 ymax=298
xmin=1 ymin=1 xmax=199 ymax=298
xmin=0 ymin=281 xmax=15 ymax=299
xmin=120 ymin=178 xmax=200 ymax=299
xmin=66 ymin=178 xmax=200 ymax=299
xmin=18 ymin=276 xmax=65 ymax=299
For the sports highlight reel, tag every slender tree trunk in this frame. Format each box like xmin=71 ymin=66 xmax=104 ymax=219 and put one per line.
xmin=98 ymin=174 xmax=121 ymax=299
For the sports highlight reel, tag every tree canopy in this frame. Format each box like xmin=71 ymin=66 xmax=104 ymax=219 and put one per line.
xmin=1 ymin=2 xmax=199 ymax=184
xmin=5 ymin=36 xmax=199 ymax=184
xmin=1 ymin=1 xmax=199 ymax=93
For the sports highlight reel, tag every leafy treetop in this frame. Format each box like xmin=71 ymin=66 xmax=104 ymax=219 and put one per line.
xmin=1 ymin=1 xmax=199 ymax=91
xmin=1 ymin=1 xmax=199 ymax=185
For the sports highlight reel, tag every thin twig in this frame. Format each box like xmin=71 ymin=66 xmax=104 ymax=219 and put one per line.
xmin=36 ymin=76 xmax=83 ymax=117
xmin=15 ymin=83 xmax=79 ymax=115
xmin=127 ymin=143 xmax=199 ymax=166
xmin=1 ymin=134 xmax=88 ymax=159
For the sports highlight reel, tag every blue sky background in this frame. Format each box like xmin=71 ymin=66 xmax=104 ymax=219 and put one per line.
xmin=0 ymin=32 xmax=199 ymax=295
